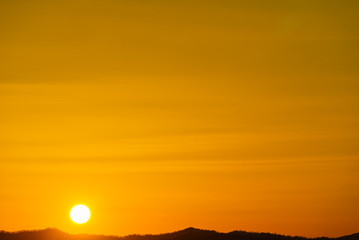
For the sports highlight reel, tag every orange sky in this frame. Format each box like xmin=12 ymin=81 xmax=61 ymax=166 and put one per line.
xmin=0 ymin=0 xmax=358 ymax=238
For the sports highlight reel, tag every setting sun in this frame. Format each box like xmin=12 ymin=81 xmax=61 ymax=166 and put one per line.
xmin=70 ymin=205 xmax=91 ymax=224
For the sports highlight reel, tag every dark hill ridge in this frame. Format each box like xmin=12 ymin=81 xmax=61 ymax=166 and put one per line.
xmin=0 ymin=228 xmax=358 ymax=240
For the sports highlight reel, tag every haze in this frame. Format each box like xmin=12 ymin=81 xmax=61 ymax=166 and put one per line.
xmin=0 ymin=0 xmax=358 ymax=238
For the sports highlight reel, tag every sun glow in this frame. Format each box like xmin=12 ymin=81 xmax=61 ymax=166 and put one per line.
xmin=70 ymin=204 xmax=91 ymax=224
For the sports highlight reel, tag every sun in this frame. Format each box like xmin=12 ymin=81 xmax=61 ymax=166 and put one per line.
xmin=70 ymin=204 xmax=91 ymax=224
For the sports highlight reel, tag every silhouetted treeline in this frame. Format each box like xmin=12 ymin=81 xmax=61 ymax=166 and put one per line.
xmin=0 ymin=227 xmax=358 ymax=240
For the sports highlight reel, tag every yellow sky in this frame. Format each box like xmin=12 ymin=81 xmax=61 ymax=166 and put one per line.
xmin=0 ymin=0 xmax=358 ymax=238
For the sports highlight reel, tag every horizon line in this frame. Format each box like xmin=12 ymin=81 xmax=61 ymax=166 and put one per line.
xmin=1 ymin=226 xmax=358 ymax=239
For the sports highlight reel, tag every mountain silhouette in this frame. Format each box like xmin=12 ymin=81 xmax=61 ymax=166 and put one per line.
xmin=0 ymin=228 xmax=358 ymax=240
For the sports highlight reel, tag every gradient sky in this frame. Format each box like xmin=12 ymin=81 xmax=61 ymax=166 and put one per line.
xmin=0 ymin=0 xmax=358 ymax=238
